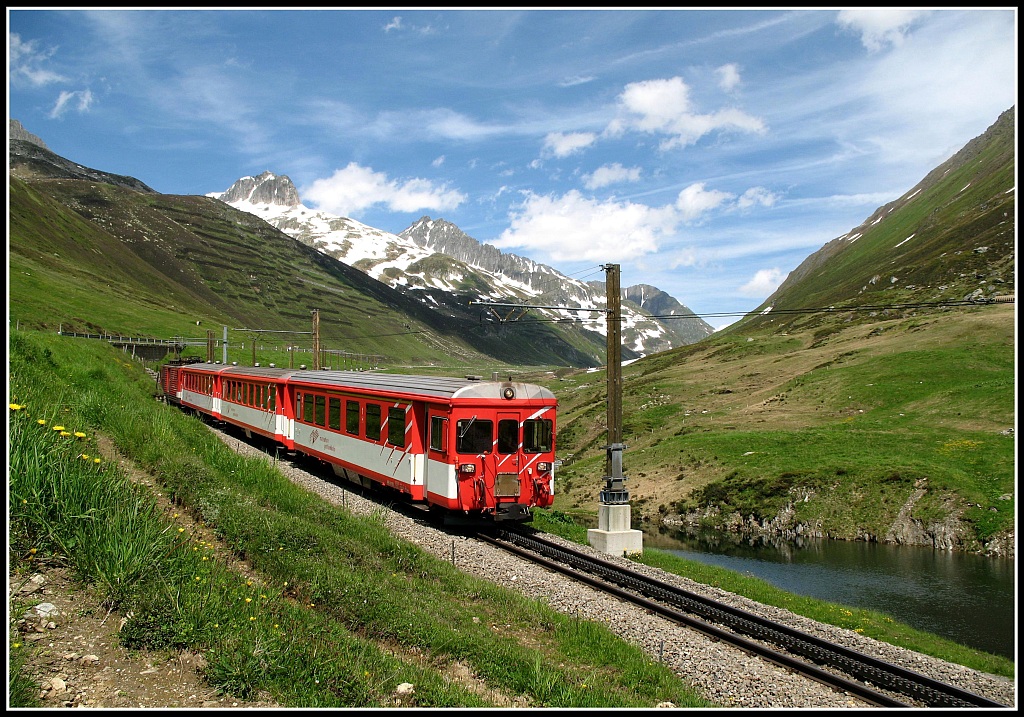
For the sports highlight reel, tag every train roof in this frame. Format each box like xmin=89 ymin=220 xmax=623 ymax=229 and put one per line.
xmin=176 ymin=363 xmax=556 ymax=402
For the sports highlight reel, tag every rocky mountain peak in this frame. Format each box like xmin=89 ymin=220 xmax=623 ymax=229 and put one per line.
xmin=9 ymin=119 xmax=49 ymax=150
xmin=216 ymin=171 xmax=301 ymax=207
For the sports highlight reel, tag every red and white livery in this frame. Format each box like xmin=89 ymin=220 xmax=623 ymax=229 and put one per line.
xmin=159 ymin=362 xmax=556 ymax=521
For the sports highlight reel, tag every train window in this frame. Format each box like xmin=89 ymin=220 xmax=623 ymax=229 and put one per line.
xmin=268 ymin=386 xmax=276 ymax=411
xmin=387 ymin=406 xmax=405 ymax=447
xmin=314 ymin=395 xmax=326 ymax=426
xmin=523 ymin=419 xmax=553 ymax=453
xmin=497 ymin=419 xmax=519 ymax=454
xmin=365 ymin=404 xmax=381 ymax=441
xmin=295 ymin=394 xmax=303 ymax=421
xmin=346 ymin=401 xmax=360 ymax=435
xmin=303 ymin=393 xmax=314 ymax=423
xmin=328 ymin=397 xmax=341 ymax=431
xmin=456 ymin=418 xmax=492 ymax=454
xmin=429 ymin=416 xmax=447 ymax=452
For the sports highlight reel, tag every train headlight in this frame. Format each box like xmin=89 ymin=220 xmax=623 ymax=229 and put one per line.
xmin=502 ymin=387 xmax=516 ymax=400
xmin=537 ymin=462 xmax=552 ymax=472
xmin=458 ymin=463 xmax=476 ymax=475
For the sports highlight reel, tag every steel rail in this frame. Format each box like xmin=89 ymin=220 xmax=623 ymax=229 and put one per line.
xmin=485 ymin=529 xmax=1006 ymax=709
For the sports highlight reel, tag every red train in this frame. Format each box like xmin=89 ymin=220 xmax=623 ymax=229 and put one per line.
xmin=158 ymin=362 xmax=557 ymax=522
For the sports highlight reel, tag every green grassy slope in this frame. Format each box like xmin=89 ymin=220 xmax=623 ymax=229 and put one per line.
xmin=542 ymin=303 xmax=1015 ymax=551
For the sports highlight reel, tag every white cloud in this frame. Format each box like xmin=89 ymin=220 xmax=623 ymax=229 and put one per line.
xmin=558 ymin=75 xmax=596 ymax=87
xmin=494 ymin=190 xmax=679 ymax=263
xmin=303 ymin=162 xmax=466 ymax=217
xmin=675 ymin=182 xmax=733 ymax=221
xmin=716 ymin=63 xmax=741 ymax=92
xmin=737 ymin=186 xmax=778 ymax=210
xmin=542 ymin=131 xmax=597 ymax=158
xmin=49 ymin=89 xmax=94 ymax=118
xmin=611 ymin=76 xmax=766 ymax=150
xmin=583 ymin=163 xmax=642 ymax=190
xmin=738 ymin=268 xmax=786 ymax=297
xmin=384 ymin=16 xmax=403 ymax=32
xmin=836 ymin=9 xmax=931 ymax=52
xmin=432 ymin=155 xmax=445 ymax=167
xmin=9 ymin=33 xmax=67 ymax=87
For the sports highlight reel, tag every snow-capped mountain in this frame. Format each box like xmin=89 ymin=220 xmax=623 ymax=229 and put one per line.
xmin=208 ymin=171 xmax=713 ymax=354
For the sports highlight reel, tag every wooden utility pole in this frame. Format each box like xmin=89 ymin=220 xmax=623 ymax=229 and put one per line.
xmin=311 ymin=309 xmax=321 ymax=370
xmin=601 ymin=263 xmax=628 ymax=504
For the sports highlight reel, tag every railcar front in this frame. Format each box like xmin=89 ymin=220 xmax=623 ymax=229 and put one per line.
xmin=431 ymin=380 xmax=557 ymax=522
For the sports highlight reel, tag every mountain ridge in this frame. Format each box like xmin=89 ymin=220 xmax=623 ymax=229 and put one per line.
xmin=208 ymin=174 xmax=715 ymax=353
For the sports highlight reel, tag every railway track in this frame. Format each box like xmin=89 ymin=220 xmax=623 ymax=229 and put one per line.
xmin=207 ymin=422 xmax=1011 ymax=708
xmin=478 ymin=528 xmax=1007 ymax=709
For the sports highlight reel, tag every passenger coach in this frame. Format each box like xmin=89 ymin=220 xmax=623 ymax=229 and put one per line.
xmin=159 ymin=362 xmax=557 ymax=522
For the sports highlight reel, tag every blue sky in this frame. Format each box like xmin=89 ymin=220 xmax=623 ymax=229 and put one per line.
xmin=7 ymin=8 xmax=1017 ymax=328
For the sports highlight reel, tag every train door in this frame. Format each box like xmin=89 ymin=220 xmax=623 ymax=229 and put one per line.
xmin=492 ymin=412 xmax=522 ymax=504
xmin=425 ymin=409 xmax=452 ymax=508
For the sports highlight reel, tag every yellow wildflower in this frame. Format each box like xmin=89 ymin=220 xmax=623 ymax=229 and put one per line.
xmin=37 ymin=419 xmax=46 ymax=425
xmin=94 ymin=458 xmax=101 ymax=464
xmin=53 ymin=425 xmax=65 ymax=431
xmin=9 ymin=403 xmax=23 ymax=411
xmin=74 ymin=431 xmax=86 ymax=439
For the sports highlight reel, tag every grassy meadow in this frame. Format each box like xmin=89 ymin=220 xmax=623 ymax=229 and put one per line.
xmin=7 ymin=329 xmax=1013 ymax=713
xmin=8 ymin=330 xmax=709 ymax=708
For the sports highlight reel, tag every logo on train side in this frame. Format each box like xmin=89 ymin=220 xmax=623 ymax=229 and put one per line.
xmin=310 ymin=429 xmax=321 ymax=444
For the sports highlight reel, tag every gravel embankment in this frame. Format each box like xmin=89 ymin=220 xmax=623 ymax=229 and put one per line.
xmin=217 ymin=431 xmax=1016 ymax=709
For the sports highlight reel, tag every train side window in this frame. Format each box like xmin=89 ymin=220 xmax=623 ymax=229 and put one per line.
xmin=303 ymin=393 xmax=314 ymax=423
xmin=497 ymin=419 xmax=518 ymax=454
xmin=328 ymin=397 xmax=341 ymax=431
xmin=387 ymin=406 xmax=405 ymax=447
xmin=523 ymin=419 xmax=553 ymax=453
xmin=295 ymin=394 xmax=303 ymax=422
xmin=456 ymin=418 xmax=493 ymax=454
xmin=346 ymin=400 xmax=360 ymax=435
xmin=365 ymin=404 xmax=381 ymax=441
xmin=429 ymin=416 xmax=447 ymax=452
xmin=314 ymin=394 xmax=326 ymax=426
xmin=268 ymin=386 xmax=276 ymax=411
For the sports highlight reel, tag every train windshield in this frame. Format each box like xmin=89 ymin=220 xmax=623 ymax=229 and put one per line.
xmin=523 ymin=419 xmax=553 ymax=453
xmin=456 ymin=418 xmax=492 ymax=454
